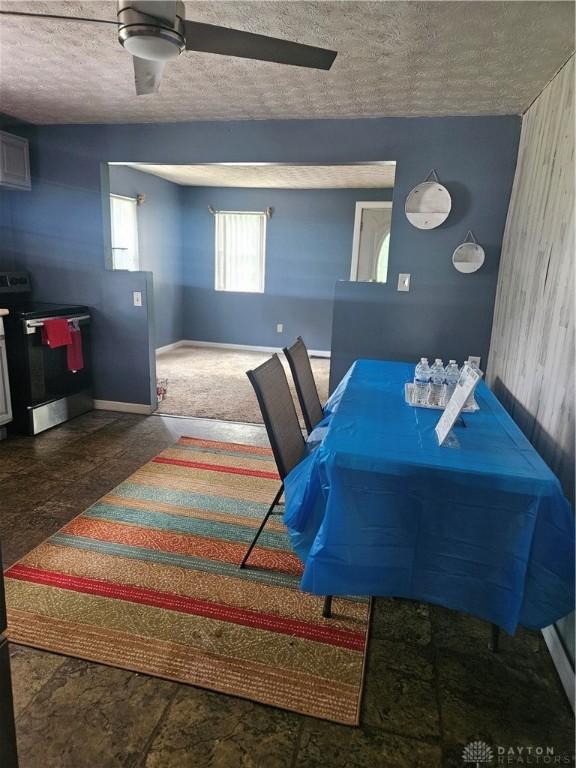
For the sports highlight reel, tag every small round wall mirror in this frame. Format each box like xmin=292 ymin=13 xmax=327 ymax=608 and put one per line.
xmin=405 ymin=171 xmax=451 ymax=230
xmin=452 ymin=231 xmax=485 ymax=273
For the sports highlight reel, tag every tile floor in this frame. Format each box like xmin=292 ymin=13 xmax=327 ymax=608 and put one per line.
xmin=0 ymin=411 xmax=573 ymax=768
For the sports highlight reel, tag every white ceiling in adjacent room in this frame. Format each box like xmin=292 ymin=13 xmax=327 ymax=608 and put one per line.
xmin=0 ymin=1 xmax=574 ymax=124
xmin=117 ymin=163 xmax=396 ymax=188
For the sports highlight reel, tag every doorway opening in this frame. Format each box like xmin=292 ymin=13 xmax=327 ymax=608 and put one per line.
xmin=349 ymin=201 xmax=393 ymax=282
xmin=102 ymin=161 xmax=395 ymax=423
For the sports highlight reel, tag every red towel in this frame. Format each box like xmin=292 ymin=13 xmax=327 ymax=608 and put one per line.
xmin=41 ymin=318 xmax=72 ymax=348
xmin=67 ymin=328 xmax=84 ymax=372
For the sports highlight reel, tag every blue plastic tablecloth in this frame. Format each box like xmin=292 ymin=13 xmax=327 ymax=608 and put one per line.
xmin=284 ymin=360 xmax=574 ymax=633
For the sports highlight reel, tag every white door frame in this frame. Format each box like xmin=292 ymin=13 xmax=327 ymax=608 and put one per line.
xmin=350 ymin=201 xmax=393 ymax=280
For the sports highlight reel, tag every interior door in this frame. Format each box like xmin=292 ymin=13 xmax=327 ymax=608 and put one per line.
xmin=351 ymin=204 xmax=392 ymax=283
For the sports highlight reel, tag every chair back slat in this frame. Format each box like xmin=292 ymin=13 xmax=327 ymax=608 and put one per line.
xmin=284 ymin=337 xmax=324 ymax=435
xmin=246 ymin=354 xmax=306 ymax=479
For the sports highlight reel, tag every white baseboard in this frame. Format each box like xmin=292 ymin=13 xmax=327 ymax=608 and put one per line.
xmin=156 ymin=339 xmax=331 ymax=358
xmin=542 ymin=625 xmax=575 ymax=711
xmin=94 ymin=399 xmax=154 ymax=415
xmin=155 ymin=340 xmax=184 ymax=354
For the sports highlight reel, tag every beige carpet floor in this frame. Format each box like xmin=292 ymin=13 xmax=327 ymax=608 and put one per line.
xmin=155 ymin=346 xmax=330 ymax=423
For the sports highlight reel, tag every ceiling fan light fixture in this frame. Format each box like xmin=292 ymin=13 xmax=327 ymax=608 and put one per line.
xmin=117 ymin=2 xmax=185 ymax=61
xmin=121 ymin=33 xmax=182 ymax=61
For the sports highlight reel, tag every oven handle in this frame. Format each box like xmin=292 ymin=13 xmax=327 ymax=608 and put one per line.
xmin=24 ymin=314 xmax=91 ymax=334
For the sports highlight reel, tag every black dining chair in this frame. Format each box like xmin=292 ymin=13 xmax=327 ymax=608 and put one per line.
xmin=243 ymin=354 xmax=332 ymax=617
xmin=283 ymin=336 xmax=324 ymax=436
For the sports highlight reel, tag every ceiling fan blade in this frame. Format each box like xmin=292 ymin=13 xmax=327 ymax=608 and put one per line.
xmin=129 ymin=1 xmax=176 ymax=25
xmin=133 ymin=56 xmax=166 ymax=95
xmin=0 ymin=10 xmax=116 ymax=25
xmin=184 ymin=21 xmax=337 ymax=70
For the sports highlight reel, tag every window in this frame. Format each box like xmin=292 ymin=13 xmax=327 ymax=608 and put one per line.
xmin=110 ymin=194 xmax=139 ymax=271
xmin=215 ymin=212 xmax=266 ymax=293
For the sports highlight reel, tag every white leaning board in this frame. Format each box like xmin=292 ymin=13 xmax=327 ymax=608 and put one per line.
xmin=435 ymin=366 xmax=483 ymax=446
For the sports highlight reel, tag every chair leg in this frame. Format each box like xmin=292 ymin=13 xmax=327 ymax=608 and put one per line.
xmin=239 ymin=484 xmax=284 ymax=569
xmin=322 ymin=595 xmax=333 ymax=618
xmin=490 ymin=623 xmax=500 ymax=653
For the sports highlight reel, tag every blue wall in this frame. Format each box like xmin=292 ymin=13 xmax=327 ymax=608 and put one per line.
xmin=0 ymin=188 xmax=16 ymax=270
xmin=99 ymin=269 xmax=156 ymax=404
xmin=0 ymin=115 xmax=520 ymax=405
xmin=181 ymin=187 xmax=391 ymax=349
xmin=330 ymin=280 xmax=496 ymax=391
xmin=0 ymin=124 xmax=157 ymax=405
xmin=109 ymin=165 xmax=183 ymax=348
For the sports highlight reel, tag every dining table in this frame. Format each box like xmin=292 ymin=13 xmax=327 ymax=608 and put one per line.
xmin=283 ymin=359 xmax=574 ymax=635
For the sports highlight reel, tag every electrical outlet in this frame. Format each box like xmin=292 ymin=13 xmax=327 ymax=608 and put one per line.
xmin=133 ymin=291 xmax=142 ymax=307
xmin=397 ymin=273 xmax=411 ymax=292
xmin=468 ymin=356 xmax=481 ymax=368
xmin=276 ymin=323 xmax=284 ymax=333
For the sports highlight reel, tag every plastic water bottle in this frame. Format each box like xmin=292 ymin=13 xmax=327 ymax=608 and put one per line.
xmin=413 ymin=358 xmax=431 ymax=404
xmin=443 ymin=360 xmax=460 ymax=406
xmin=428 ymin=359 xmax=445 ymax=406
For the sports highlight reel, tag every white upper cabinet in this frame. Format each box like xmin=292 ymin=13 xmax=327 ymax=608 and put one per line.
xmin=0 ymin=131 xmax=31 ymax=190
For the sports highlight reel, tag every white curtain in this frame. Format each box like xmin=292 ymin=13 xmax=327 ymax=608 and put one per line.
xmin=215 ymin=212 xmax=266 ymax=292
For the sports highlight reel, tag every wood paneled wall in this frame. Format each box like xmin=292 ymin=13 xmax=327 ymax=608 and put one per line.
xmin=488 ymin=57 xmax=575 ymax=506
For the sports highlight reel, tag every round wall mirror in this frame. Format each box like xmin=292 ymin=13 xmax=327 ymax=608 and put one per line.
xmin=452 ymin=241 xmax=485 ymax=273
xmin=405 ymin=180 xmax=451 ymax=230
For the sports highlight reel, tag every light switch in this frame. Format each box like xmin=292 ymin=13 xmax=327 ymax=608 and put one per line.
xmin=276 ymin=323 xmax=283 ymax=333
xmin=397 ymin=273 xmax=411 ymax=292
xmin=133 ymin=291 xmax=142 ymax=307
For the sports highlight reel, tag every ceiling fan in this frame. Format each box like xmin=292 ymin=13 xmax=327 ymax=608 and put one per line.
xmin=0 ymin=0 xmax=337 ymax=95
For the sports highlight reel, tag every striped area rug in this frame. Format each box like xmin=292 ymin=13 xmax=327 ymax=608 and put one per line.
xmin=4 ymin=437 xmax=370 ymax=725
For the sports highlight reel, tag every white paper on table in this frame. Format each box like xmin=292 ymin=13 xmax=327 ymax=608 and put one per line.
xmin=435 ymin=366 xmax=483 ymax=446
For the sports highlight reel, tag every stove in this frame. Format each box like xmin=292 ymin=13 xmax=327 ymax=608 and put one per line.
xmin=0 ymin=271 xmax=93 ymax=435
xmin=6 ymin=302 xmax=92 ymax=320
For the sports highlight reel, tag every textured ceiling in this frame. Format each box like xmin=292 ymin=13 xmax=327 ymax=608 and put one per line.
xmin=0 ymin=1 xmax=574 ymax=124
xmin=118 ymin=162 xmax=396 ymax=188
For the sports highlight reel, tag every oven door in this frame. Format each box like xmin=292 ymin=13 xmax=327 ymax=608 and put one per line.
xmin=23 ymin=314 xmax=92 ymax=405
